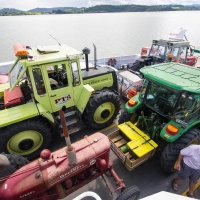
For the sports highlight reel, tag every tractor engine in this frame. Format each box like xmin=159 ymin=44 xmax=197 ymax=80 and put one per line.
xmin=136 ymin=109 xmax=168 ymax=140
xmin=0 ymin=81 xmax=31 ymax=110
xmin=0 ymin=133 xmax=111 ymax=200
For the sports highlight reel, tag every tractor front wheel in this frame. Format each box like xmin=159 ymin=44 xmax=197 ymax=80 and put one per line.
xmin=118 ymin=108 xmax=138 ymax=124
xmin=83 ymin=90 xmax=120 ymax=129
xmin=160 ymin=128 xmax=200 ymax=174
xmin=116 ymin=185 xmax=140 ymax=200
xmin=0 ymin=117 xmax=53 ymax=160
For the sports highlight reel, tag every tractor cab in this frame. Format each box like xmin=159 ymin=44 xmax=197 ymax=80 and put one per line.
xmin=148 ymin=39 xmax=190 ymax=65
xmin=139 ymin=79 xmax=200 ymax=124
xmin=130 ymin=29 xmax=196 ymax=72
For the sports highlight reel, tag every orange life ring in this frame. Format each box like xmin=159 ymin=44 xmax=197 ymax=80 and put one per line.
xmin=107 ymin=58 xmax=117 ymax=66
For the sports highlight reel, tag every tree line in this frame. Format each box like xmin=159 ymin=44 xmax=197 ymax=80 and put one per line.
xmin=1 ymin=4 xmax=200 ymax=16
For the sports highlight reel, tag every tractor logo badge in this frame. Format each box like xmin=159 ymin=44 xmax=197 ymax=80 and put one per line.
xmin=90 ymin=159 xmax=96 ymax=165
xmin=55 ymin=94 xmax=71 ymax=106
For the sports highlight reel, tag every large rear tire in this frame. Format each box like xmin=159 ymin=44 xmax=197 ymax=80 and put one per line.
xmin=160 ymin=128 xmax=200 ymax=174
xmin=116 ymin=185 xmax=140 ymax=200
xmin=83 ymin=90 xmax=120 ymax=129
xmin=0 ymin=117 xmax=53 ymax=160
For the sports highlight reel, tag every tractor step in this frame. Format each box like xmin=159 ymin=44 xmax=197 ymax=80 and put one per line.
xmin=56 ymin=110 xmax=76 ymax=119
xmin=55 ymin=107 xmax=81 ymax=137
xmin=69 ymin=127 xmax=81 ymax=135
xmin=59 ymin=118 xmax=79 ymax=128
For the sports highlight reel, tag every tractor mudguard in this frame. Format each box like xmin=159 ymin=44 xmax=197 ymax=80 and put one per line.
xmin=160 ymin=119 xmax=200 ymax=143
xmin=36 ymin=103 xmax=55 ymax=123
xmin=0 ymin=102 xmax=39 ymax=128
xmin=77 ymin=84 xmax=94 ymax=113
xmin=124 ymin=95 xmax=142 ymax=113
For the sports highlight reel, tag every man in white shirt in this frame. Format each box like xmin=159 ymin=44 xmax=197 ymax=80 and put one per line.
xmin=171 ymin=145 xmax=200 ymax=198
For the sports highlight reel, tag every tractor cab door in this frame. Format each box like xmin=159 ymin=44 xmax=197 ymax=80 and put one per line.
xmin=42 ymin=61 xmax=83 ymax=113
xmin=42 ymin=62 xmax=74 ymax=112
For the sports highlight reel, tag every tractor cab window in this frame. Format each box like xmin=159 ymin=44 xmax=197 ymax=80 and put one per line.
xmin=167 ymin=47 xmax=186 ymax=62
xmin=174 ymin=93 xmax=200 ymax=123
xmin=149 ymin=44 xmax=166 ymax=60
xmin=179 ymin=47 xmax=187 ymax=63
xmin=9 ymin=60 xmax=25 ymax=89
xmin=71 ymin=62 xmax=80 ymax=86
xmin=33 ymin=68 xmax=46 ymax=95
xmin=139 ymin=79 xmax=148 ymax=100
xmin=144 ymin=82 xmax=179 ymax=115
xmin=46 ymin=64 xmax=68 ymax=90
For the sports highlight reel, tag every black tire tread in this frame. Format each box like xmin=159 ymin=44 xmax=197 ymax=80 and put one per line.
xmin=83 ymin=90 xmax=121 ymax=129
xmin=1 ymin=152 xmax=29 ymax=169
xmin=160 ymin=128 xmax=200 ymax=174
xmin=116 ymin=185 xmax=140 ymax=200
xmin=118 ymin=108 xmax=132 ymax=124
xmin=0 ymin=117 xmax=53 ymax=160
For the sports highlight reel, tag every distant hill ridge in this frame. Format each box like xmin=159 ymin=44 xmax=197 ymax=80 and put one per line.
xmin=0 ymin=4 xmax=200 ymax=14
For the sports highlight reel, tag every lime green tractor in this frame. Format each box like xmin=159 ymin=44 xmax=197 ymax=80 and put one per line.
xmin=116 ymin=62 xmax=200 ymax=173
xmin=0 ymin=43 xmax=120 ymax=159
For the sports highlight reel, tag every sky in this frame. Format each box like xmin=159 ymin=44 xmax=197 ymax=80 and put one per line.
xmin=0 ymin=0 xmax=199 ymax=11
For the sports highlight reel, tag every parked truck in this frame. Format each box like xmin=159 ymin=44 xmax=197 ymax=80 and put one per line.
xmin=0 ymin=43 xmax=120 ymax=160
xmin=108 ymin=62 xmax=200 ymax=173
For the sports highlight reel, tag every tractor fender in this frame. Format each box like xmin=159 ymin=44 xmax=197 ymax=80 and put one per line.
xmin=36 ymin=103 xmax=55 ymax=123
xmin=77 ymin=84 xmax=94 ymax=113
xmin=0 ymin=102 xmax=39 ymax=128
xmin=160 ymin=119 xmax=200 ymax=143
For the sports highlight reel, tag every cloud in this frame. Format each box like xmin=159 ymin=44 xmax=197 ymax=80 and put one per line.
xmin=0 ymin=0 xmax=199 ymax=11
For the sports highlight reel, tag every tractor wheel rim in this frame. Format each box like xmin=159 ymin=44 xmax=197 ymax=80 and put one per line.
xmin=7 ymin=130 xmax=43 ymax=155
xmin=94 ymin=102 xmax=115 ymax=124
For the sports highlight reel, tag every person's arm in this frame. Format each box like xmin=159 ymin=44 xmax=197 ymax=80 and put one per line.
xmin=176 ymin=153 xmax=183 ymax=171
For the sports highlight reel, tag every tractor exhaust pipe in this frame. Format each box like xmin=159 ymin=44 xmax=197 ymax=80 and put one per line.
xmin=59 ymin=106 xmax=77 ymax=165
xmin=93 ymin=43 xmax=97 ymax=69
xmin=82 ymin=47 xmax=90 ymax=71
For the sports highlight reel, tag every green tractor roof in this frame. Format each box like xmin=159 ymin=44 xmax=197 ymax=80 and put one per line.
xmin=140 ymin=63 xmax=200 ymax=94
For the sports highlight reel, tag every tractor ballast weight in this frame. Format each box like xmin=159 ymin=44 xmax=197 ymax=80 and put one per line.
xmin=0 ymin=108 xmax=140 ymax=200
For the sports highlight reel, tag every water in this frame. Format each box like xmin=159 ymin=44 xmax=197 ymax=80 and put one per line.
xmin=0 ymin=11 xmax=200 ymax=63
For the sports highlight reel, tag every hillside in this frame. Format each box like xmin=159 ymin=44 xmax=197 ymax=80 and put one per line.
xmin=0 ymin=4 xmax=200 ymax=15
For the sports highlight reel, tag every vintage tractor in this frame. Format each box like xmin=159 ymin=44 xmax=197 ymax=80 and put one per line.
xmin=129 ymin=29 xmax=197 ymax=72
xmin=0 ymin=43 xmax=120 ymax=160
xmin=108 ymin=62 xmax=200 ymax=173
xmin=0 ymin=107 xmax=140 ymax=200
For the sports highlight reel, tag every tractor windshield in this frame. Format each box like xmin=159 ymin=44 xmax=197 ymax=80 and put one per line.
xmin=149 ymin=44 xmax=166 ymax=60
xmin=149 ymin=43 xmax=187 ymax=63
xmin=139 ymin=81 xmax=200 ymax=121
xmin=140 ymin=81 xmax=179 ymax=116
xmin=9 ymin=60 xmax=26 ymax=90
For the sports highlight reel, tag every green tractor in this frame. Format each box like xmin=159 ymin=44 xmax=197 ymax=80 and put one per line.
xmin=0 ymin=43 xmax=120 ymax=159
xmin=118 ymin=62 xmax=200 ymax=173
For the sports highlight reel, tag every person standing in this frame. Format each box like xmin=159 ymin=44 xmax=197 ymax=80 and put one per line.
xmin=172 ymin=144 xmax=200 ymax=198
